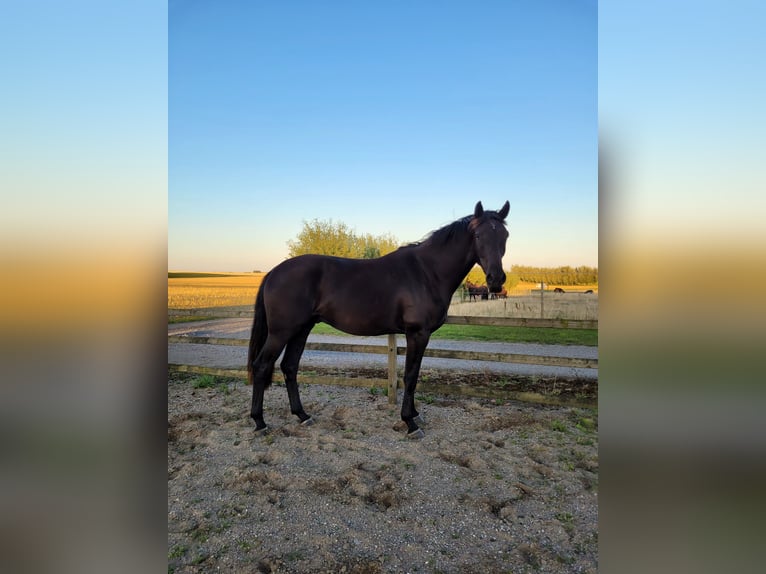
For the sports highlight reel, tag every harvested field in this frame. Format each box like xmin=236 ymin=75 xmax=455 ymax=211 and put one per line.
xmin=168 ymin=273 xmax=265 ymax=309
xmin=168 ymin=373 xmax=598 ymax=573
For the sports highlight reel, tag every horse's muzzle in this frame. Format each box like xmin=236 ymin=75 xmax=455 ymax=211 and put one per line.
xmin=486 ymin=271 xmax=506 ymax=293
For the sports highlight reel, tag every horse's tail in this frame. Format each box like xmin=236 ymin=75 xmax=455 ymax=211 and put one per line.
xmin=247 ymin=274 xmax=270 ymax=387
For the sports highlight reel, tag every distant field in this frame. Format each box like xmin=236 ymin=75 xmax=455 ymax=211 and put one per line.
xmin=168 ymin=272 xmax=265 ymax=309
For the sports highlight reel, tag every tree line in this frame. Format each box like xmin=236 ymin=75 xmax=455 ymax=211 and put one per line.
xmin=511 ymin=265 xmax=598 ymax=285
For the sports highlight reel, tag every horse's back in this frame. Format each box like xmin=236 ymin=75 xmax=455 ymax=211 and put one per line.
xmin=263 ymin=254 xmax=325 ymax=290
xmin=265 ymin=254 xmax=390 ymax=294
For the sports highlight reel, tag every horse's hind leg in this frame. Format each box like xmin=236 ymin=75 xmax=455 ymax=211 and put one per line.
xmin=280 ymin=324 xmax=314 ymax=425
xmin=250 ymin=335 xmax=288 ymax=432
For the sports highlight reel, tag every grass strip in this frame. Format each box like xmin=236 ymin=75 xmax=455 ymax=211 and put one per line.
xmin=309 ymin=322 xmax=597 ymax=346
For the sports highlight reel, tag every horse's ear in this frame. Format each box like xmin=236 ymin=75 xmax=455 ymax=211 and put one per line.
xmin=474 ymin=201 xmax=484 ymax=218
xmin=497 ymin=200 xmax=510 ymax=220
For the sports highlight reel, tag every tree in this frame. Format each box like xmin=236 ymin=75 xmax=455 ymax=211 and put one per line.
xmin=286 ymin=219 xmax=356 ymax=258
xmin=287 ymin=219 xmax=400 ymax=259
xmin=359 ymin=232 xmax=399 ymax=258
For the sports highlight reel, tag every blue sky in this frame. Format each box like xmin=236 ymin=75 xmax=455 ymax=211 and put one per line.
xmin=599 ymin=0 xmax=765 ymax=247
xmin=2 ymin=2 xmax=167 ymax=255
xmin=169 ymin=0 xmax=598 ymax=272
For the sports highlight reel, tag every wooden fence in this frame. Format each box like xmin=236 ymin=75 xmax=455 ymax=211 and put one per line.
xmin=169 ymin=310 xmax=597 ymax=407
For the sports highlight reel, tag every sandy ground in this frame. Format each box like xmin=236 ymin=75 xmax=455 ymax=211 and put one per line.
xmin=168 ymin=372 xmax=598 ymax=573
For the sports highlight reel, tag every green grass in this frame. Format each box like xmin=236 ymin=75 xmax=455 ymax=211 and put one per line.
xmin=433 ymin=323 xmax=597 ymax=345
xmin=192 ymin=374 xmax=217 ymax=388
xmin=168 ymin=545 xmax=187 ymax=560
xmin=309 ymin=322 xmax=597 ymax=346
xmin=551 ymin=420 xmax=568 ymax=433
xmin=191 ymin=374 xmax=231 ymax=394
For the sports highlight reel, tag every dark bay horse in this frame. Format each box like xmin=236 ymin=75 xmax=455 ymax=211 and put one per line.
xmin=248 ymin=201 xmax=510 ymax=438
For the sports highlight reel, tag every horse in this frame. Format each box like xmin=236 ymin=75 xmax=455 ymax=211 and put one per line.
xmin=248 ymin=200 xmax=510 ymax=439
xmin=465 ymin=281 xmax=476 ymax=301
xmin=553 ymin=287 xmax=565 ymax=293
xmin=584 ymin=289 xmax=594 ymax=294
xmin=465 ymin=281 xmax=489 ymax=302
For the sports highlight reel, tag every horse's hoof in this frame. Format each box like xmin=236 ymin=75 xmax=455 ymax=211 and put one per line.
xmin=254 ymin=425 xmax=271 ymax=436
xmin=413 ymin=414 xmax=426 ymax=426
xmin=407 ymin=428 xmax=425 ymax=440
xmin=300 ymin=417 xmax=315 ymax=427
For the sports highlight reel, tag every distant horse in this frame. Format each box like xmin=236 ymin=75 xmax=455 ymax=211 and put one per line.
xmin=584 ymin=289 xmax=594 ymax=294
xmin=553 ymin=287 xmax=566 ymax=293
xmin=464 ymin=281 xmax=477 ymax=301
xmin=465 ymin=281 xmax=489 ymax=302
xmin=248 ymin=201 xmax=510 ymax=438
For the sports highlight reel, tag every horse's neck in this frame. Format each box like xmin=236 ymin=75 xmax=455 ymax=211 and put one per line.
xmin=415 ymin=238 xmax=476 ymax=303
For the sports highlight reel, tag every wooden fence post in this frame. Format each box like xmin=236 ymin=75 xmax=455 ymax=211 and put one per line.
xmin=387 ymin=333 xmax=398 ymax=404
xmin=540 ymin=281 xmax=544 ymax=319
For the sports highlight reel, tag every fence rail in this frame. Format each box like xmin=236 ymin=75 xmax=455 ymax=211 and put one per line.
xmin=167 ymin=335 xmax=597 ymax=370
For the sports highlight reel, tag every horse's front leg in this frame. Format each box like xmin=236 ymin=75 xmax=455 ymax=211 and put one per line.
xmin=401 ymin=328 xmax=430 ymax=439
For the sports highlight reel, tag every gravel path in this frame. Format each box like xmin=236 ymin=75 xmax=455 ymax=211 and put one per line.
xmin=168 ymin=318 xmax=597 ymax=380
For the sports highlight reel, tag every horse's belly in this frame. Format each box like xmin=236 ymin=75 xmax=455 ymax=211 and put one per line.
xmin=313 ymin=292 xmax=400 ymax=335
xmin=318 ymin=308 xmax=402 ymax=337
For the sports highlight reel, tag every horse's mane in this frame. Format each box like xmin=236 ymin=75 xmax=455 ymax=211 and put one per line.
xmin=397 ymin=217 xmax=470 ymax=251
xmin=400 ymin=210 xmax=506 ymax=250
xmin=421 ymin=215 xmax=474 ymax=247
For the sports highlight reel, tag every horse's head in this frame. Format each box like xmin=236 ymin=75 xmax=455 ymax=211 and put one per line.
xmin=470 ymin=201 xmax=510 ymax=293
